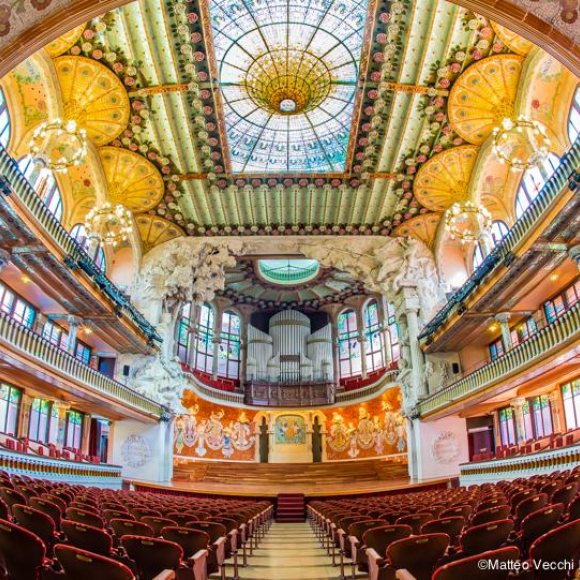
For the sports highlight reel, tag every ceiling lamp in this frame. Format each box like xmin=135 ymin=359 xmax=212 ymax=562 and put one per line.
xmin=444 ymin=201 xmax=492 ymax=244
xmin=29 ymin=119 xmax=88 ymax=172
xmin=492 ymin=116 xmax=550 ymax=171
xmin=84 ymin=202 xmax=133 ymax=247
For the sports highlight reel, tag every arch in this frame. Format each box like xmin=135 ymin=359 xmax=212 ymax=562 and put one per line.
xmin=217 ymin=310 xmax=241 ymax=380
xmin=363 ymin=298 xmax=385 ymax=373
xmin=337 ymin=308 xmax=361 ymax=379
xmin=472 ymin=220 xmax=510 ymax=270
xmin=18 ymin=155 xmax=64 ymax=222
xmin=69 ymin=223 xmax=106 ymax=272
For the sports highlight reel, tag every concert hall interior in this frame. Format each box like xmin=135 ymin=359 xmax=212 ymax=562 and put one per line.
xmin=0 ymin=0 xmax=578 ymax=578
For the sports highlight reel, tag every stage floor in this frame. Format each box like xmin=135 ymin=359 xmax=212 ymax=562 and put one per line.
xmin=128 ymin=476 xmax=451 ymax=497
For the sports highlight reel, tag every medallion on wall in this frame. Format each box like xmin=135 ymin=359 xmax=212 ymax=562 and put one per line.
xmin=121 ymin=434 xmax=151 ymax=468
xmin=431 ymin=431 xmax=460 ymax=464
xmin=275 ymin=415 xmax=306 ymax=444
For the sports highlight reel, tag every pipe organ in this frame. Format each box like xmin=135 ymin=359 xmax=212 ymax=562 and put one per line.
xmin=247 ymin=310 xmax=333 ymax=383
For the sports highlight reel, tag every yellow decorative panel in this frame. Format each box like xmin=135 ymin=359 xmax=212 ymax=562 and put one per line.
xmin=413 ymin=145 xmax=479 ymax=212
xmin=394 ymin=213 xmax=442 ymax=249
xmin=45 ymin=24 xmax=86 ymax=58
xmin=54 ymin=56 xmax=130 ymax=146
xmin=448 ymin=55 xmax=524 ymax=145
xmin=99 ymin=147 xmax=164 ymax=213
xmin=136 ymin=215 xmax=184 ymax=253
xmin=490 ymin=22 xmax=533 ymax=56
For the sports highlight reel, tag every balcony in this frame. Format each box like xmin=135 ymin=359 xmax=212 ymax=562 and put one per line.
xmin=418 ymin=301 xmax=580 ymax=417
xmin=420 ymin=137 xmax=580 ymax=344
xmin=0 ymin=145 xmax=160 ymax=349
xmin=244 ymin=380 xmax=336 ymax=407
xmin=0 ymin=310 xmax=165 ymax=419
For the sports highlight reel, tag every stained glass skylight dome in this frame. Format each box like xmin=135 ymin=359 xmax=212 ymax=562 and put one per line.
xmin=208 ymin=0 xmax=369 ymax=174
xmin=258 ymin=259 xmax=320 ymax=285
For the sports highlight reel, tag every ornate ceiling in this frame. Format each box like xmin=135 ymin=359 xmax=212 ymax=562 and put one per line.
xmin=1 ymin=0 xmax=577 ymax=257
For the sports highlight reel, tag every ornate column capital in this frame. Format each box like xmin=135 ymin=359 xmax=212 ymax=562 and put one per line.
xmin=510 ymin=396 xmax=526 ymax=409
xmin=494 ymin=312 xmax=511 ymax=324
xmin=66 ymin=315 xmax=83 ymax=328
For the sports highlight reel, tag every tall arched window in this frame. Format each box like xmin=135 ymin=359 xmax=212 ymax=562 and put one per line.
xmin=176 ymin=302 xmax=192 ymax=364
xmin=473 ymin=220 xmax=510 ymax=269
xmin=18 ymin=156 xmax=63 ymax=222
xmin=0 ymin=89 xmax=10 ymax=149
xmin=364 ymin=300 xmax=385 ymax=372
xmin=568 ymin=84 xmax=580 ymax=144
xmin=385 ymin=302 xmax=400 ymax=363
xmin=217 ymin=310 xmax=240 ymax=379
xmin=194 ymin=303 xmax=214 ymax=373
xmin=338 ymin=309 xmax=361 ymax=378
xmin=70 ymin=224 xmax=106 ymax=273
xmin=515 ymin=153 xmax=560 ymax=218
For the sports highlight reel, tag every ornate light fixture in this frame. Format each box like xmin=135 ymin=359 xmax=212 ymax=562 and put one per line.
xmin=84 ymin=202 xmax=133 ymax=247
xmin=29 ymin=119 xmax=88 ymax=172
xmin=492 ymin=116 xmax=551 ymax=171
xmin=444 ymin=201 xmax=492 ymax=244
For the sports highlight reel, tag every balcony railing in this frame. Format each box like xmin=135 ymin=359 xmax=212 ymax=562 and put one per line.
xmin=419 ymin=137 xmax=580 ymax=342
xmin=0 ymin=311 xmax=165 ymax=418
xmin=418 ymin=301 xmax=580 ymax=416
xmin=0 ymin=446 xmax=122 ymax=488
xmin=0 ymin=145 xmax=160 ymax=345
xmin=459 ymin=443 xmax=580 ymax=486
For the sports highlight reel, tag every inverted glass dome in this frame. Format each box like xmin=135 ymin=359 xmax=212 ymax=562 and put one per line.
xmin=257 ymin=259 xmax=320 ymax=285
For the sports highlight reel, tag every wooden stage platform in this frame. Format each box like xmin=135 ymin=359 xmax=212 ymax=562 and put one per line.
xmin=129 ymin=458 xmax=452 ymax=498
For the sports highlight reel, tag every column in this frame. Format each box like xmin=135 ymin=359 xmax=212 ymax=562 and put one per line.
xmin=355 ymin=308 xmax=368 ymax=379
xmin=66 ymin=315 xmax=82 ymax=355
xmin=492 ymin=410 xmax=502 ymax=449
xmin=187 ymin=303 xmax=201 ymax=370
xmin=330 ymin=318 xmax=341 ymax=388
xmin=479 ymin=230 xmax=494 ymax=258
xmin=211 ymin=305 xmax=222 ymax=379
xmin=548 ymin=390 xmax=563 ymax=433
xmin=495 ymin=313 xmax=512 ymax=353
xmin=81 ymin=413 xmax=92 ymax=456
xmin=511 ymin=397 xmax=527 ymax=444
xmin=405 ymin=305 xmax=426 ymax=397
xmin=568 ymin=245 xmax=580 ymax=271
xmin=17 ymin=392 xmax=34 ymax=439
xmin=376 ymin=298 xmax=392 ymax=366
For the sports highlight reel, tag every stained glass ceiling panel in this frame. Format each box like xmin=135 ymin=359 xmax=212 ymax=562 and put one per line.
xmin=208 ymin=0 xmax=369 ymax=174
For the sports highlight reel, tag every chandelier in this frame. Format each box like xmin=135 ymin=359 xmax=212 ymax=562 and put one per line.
xmin=29 ymin=119 xmax=88 ymax=172
xmin=492 ymin=116 xmax=550 ymax=171
xmin=444 ymin=201 xmax=492 ymax=244
xmin=84 ymin=203 xmax=133 ymax=247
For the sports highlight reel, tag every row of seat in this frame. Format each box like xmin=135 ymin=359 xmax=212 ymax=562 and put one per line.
xmin=308 ymin=466 xmax=580 ymax=579
xmin=0 ymin=471 xmax=273 ymax=579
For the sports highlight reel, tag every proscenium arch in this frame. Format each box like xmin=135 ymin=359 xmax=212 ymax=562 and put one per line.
xmin=0 ymin=0 xmax=578 ymax=83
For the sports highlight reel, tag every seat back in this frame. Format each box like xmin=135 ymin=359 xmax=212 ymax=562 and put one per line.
xmin=509 ymin=489 xmax=533 ymax=508
xmin=121 ymin=535 xmax=183 ymax=579
xmin=160 ymin=526 xmax=210 ymax=557
xmin=395 ymin=513 xmax=434 ymax=535
xmin=529 ymin=520 xmax=580 ymax=580
xmin=362 ymin=524 xmax=413 ymax=554
xmin=110 ymin=518 xmax=154 ymax=539
xmin=12 ymin=504 xmax=56 ymax=546
xmin=103 ymin=509 xmax=134 ymax=524
xmin=471 ymin=505 xmax=510 ymax=526
xmin=433 ymin=546 xmax=520 ymax=580
xmin=62 ymin=519 xmax=113 ymax=556
xmin=54 ymin=543 xmax=133 ymax=580
xmin=132 ymin=507 xmax=162 ymax=520
xmin=166 ymin=511 xmax=200 ymax=527
xmin=141 ymin=516 xmax=178 ymax=537
xmin=29 ymin=497 xmax=62 ymax=529
xmin=0 ymin=520 xmax=46 ymax=578
xmin=388 ymin=533 xmax=450 ymax=580
xmin=211 ymin=517 xmax=238 ymax=534
xmin=0 ymin=486 xmax=27 ymax=510
xmin=520 ymin=503 xmax=564 ymax=547
xmin=477 ymin=498 xmax=507 ymax=512
xmin=515 ymin=493 xmax=548 ymax=522
xmin=551 ymin=483 xmax=578 ymax=508
xmin=185 ymin=520 xmax=226 ymax=543
xmin=338 ymin=515 xmax=366 ymax=533
xmin=460 ymin=519 xmax=514 ymax=555
xmin=440 ymin=505 xmax=472 ymax=520
xmin=421 ymin=517 xmax=465 ymax=543
xmin=43 ymin=493 xmax=67 ymax=513
xmin=65 ymin=507 xmax=104 ymax=529
xmin=347 ymin=519 xmax=387 ymax=541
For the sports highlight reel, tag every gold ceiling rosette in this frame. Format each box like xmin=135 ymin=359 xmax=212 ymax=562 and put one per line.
xmin=98 ymin=147 xmax=164 ymax=213
xmin=135 ymin=215 xmax=184 ymax=254
xmin=447 ymin=54 xmax=524 ymax=145
xmin=45 ymin=24 xmax=87 ymax=58
xmin=490 ymin=22 xmax=533 ymax=56
xmin=54 ymin=56 xmax=130 ymax=146
xmin=413 ymin=145 xmax=479 ymax=212
xmin=393 ymin=213 xmax=442 ymax=249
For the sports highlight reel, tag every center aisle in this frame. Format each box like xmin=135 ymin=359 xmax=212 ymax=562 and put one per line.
xmin=240 ymin=522 xmax=339 ymax=579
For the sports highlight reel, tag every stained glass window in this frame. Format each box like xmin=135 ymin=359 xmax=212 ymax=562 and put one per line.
xmin=544 ymin=279 xmax=580 ymax=324
xmin=499 ymin=407 xmax=516 ymax=446
xmin=0 ymin=89 xmax=10 ymax=149
xmin=209 ymin=0 xmax=369 ymax=173
xmin=65 ymin=410 xmax=83 ymax=450
xmin=28 ymin=399 xmax=58 ymax=444
xmin=0 ymin=281 xmax=36 ymax=328
xmin=42 ymin=321 xmax=68 ymax=350
xmin=489 ymin=339 xmax=504 ymax=361
xmin=515 ymin=153 xmax=560 ymax=218
xmin=258 ymin=260 xmax=319 ymax=285
xmin=568 ymin=84 xmax=580 ymax=144
xmin=562 ymin=380 xmax=580 ymax=430
xmin=364 ymin=300 xmax=384 ymax=372
xmin=18 ymin=156 xmax=64 ymax=222
xmin=0 ymin=383 xmax=20 ymax=436
xmin=195 ymin=303 xmax=215 ymax=373
xmin=176 ymin=302 xmax=192 ymax=364
xmin=217 ymin=310 xmax=240 ymax=379
xmin=74 ymin=341 xmax=92 ymax=365
xmin=473 ymin=221 xmax=509 ymax=269
xmin=532 ymin=394 xmax=553 ymax=438
xmin=338 ymin=309 xmax=361 ymax=378
xmin=386 ymin=302 xmax=400 ymax=363
xmin=70 ymin=224 xmax=106 ymax=273
xmin=522 ymin=399 xmax=534 ymax=440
